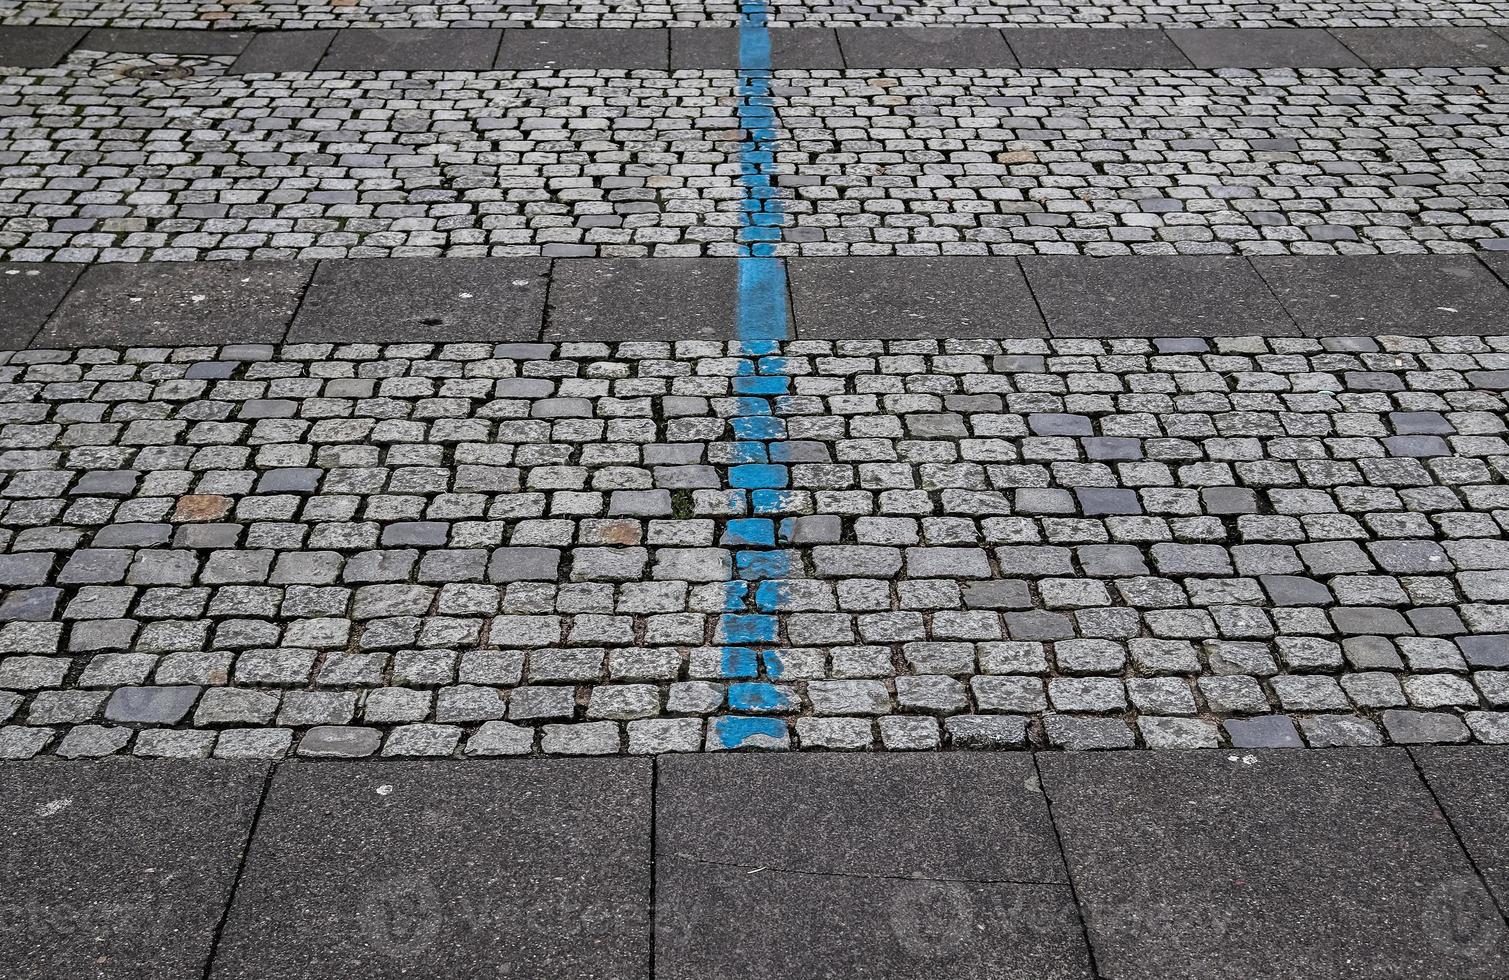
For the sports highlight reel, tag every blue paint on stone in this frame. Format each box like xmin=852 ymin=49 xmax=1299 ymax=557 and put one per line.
xmin=720 ymin=580 xmax=750 ymax=611
xmin=733 ymin=375 xmax=790 ymax=395
xmin=725 ymin=441 xmax=769 ymax=464
xmin=712 ymin=715 xmax=788 ymax=749
xmin=738 ymin=551 xmax=797 ymax=581
xmin=728 ymin=681 xmax=791 ymax=713
xmin=730 ymin=463 xmax=789 ymax=489
xmin=723 ymin=518 xmax=777 ymax=547
xmin=718 ymin=613 xmax=780 ymax=645
xmin=754 ymin=579 xmax=795 ymax=612
xmin=750 ymin=488 xmax=803 ymax=513
xmin=728 ymin=396 xmax=774 ymax=418
xmin=708 ymin=0 xmax=800 ymax=750
xmin=731 ymin=416 xmax=785 ymax=440
xmin=718 ymin=646 xmax=761 ymax=679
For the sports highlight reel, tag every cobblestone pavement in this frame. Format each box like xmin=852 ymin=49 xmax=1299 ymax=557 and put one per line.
xmin=4 ymin=58 xmax=1509 ymax=261
xmin=1 ymin=332 xmax=1506 ymax=759
xmin=7 ymin=0 xmax=1509 ymax=30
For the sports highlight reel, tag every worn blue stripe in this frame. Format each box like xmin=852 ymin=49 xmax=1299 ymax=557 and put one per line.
xmin=715 ymin=0 xmax=797 ymax=750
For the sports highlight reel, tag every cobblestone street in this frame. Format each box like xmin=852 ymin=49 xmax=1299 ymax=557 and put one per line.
xmin=1 ymin=333 xmax=1506 ymax=759
xmin=3 ymin=58 xmax=1509 ymax=259
xmin=4 ymin=2 xmax=1509 ymax=976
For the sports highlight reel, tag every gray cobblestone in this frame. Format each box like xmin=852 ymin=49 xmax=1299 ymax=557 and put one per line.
xmin=2 ymin=335 xmax=1507 ymax=754
xmin=4 ymin=61 xmax=1509 ymax=259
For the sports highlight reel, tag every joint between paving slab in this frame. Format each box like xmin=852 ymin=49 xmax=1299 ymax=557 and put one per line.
xmin=1407 ymin=747 xmax=1509 ymax=931
xmin=648 ymin=755 xmax=659 ymax=979
xmin=201 ymin=762 xmax=275 ymax=980
xmin=1033 ymin=752 xmax=1107 ymax=980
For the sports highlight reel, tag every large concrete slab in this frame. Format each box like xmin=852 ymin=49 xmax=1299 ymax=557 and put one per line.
xmin=656 ymin=755 xmax=1090 ymax=980
xmin=79 ymin=27 xmax=252 ymax=55
xmin=769 ymin=27 xmax=847 ymax=67
xmin=497 ymin=27 xmax=667 ymax=69
xmin=669 ymin=27 xmax=843 ymax=68
xmin=229 ymin=29 xmax=335 ymax=73
xmin=656 ymin=867 xmax=1090 ymax=980
xmin=658 ymin=754 xmax=1067 ymax=879
xmin=1332 ymin=27 xmax=1509 ymax=67
xmin=836 ymin=27 xmax=1017 ymax=68
xmin=211 ymin=759 xmax=651 ymax=980
xmin=1254 ymin=255 xmax=1509 ymax=335
xmin=318 ymin=28 xmax=502 ymax=70
xmin=288 ymin=257 xmax=549 ymax=342
xmin=669 ymin=27 xmax=739 ymax=69
xmin=1005 ymin=28 xmax=1191 ymax=68
xmin=1169 ymin=28 xmax=1365 ymax=67
xmin=0 ymin=761 xmax=268 ymax=980
xmin=0 ymin=25 xmax=86 ymax=67
xmin=1024 ymin=256 xmax=1295 ymax=336
xmin=1040 ymin=750 xmax=1509 ymax=980
xmin=1414 ymin=746 xmax=1509 ymax=911
xmin=0 ymin=262 xmax=83 ymax=349
xmin=790 ymin=257 xmax=1044 ymax=339
xmin=39 ymin=261 xmax=313 ymax=347
xmin=546 ymin=258 xmax=751 ymax=341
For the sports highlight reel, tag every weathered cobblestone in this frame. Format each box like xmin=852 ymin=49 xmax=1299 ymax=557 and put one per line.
xmin=4 ymin=60 xmax=1509 ymax=259
xmin=0 ymin=333 xmax=1506 ymax=755
xmin=5 ymin=0 xmax=1509 ymax=29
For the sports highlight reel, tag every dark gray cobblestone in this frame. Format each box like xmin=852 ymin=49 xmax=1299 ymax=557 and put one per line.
xmin=5 ymin=0 xmax=1509 ymax=30
xmin=4 ymin=60 xmax=1509 ymax=259
xmin=1 ymin=332 xmax=1507 ymax=756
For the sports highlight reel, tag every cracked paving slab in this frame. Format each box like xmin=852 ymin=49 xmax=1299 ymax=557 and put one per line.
xmin=0 ymin=332 xmax=1506 ymax=759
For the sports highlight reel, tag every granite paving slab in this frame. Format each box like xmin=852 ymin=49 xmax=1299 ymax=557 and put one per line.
xmin=287 ymin=257 xmax=549 ymax=343
xmin=0 ymin=263 xmax=82 ymax=349
xmin=228 ymin=28 xmax=334 ymax=73
xmin=1332 ymin=26 xmax=1509 ymax=66
xmin=317 ymin=27 xmax=501 ymax=70
xmin=1168 ymin=27 xmax=1366 ymax=67
xmin=1040 ymin=750 xmax=1509 ymax=978
xmin=0 ymin=24 xmax=84 ymax=67
xmin=1413 ymin=746 xmax=1509 ymax=912
xmin=790 ymin=257 xmax=1043 ymax=338
xmin=835 ymin=26 xmax=1017 ymax=67
xmin=655 ymin=754 xmax=1091 ymax=979
xmin=36 ymin=261 xmax=313 ymax=346
xmin=1004 ymin=26 xmax=1191 ymax=67
xmin=79 ymin=26 xmax=250 ymax=54
xmin=496 ymin=26 xmax=667 ymax=69
xmin=545 ymin=258 xmax=752 ymax=340
xmin=210 ymin=759 xmax=652 ymax=979
xmin=1254 ymin=255 xmax=1509 ymax=335
xmin=0 ymin=761 xmax=267 ymax=980
xmin=1023 ymin=256 xmax=1295 ymax=336
xmin=664 ymin=24 xmax=847 ymax=67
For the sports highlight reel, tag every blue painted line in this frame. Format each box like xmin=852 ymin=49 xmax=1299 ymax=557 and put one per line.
xmin=714 ymin=0 xmax=801 ymax=750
